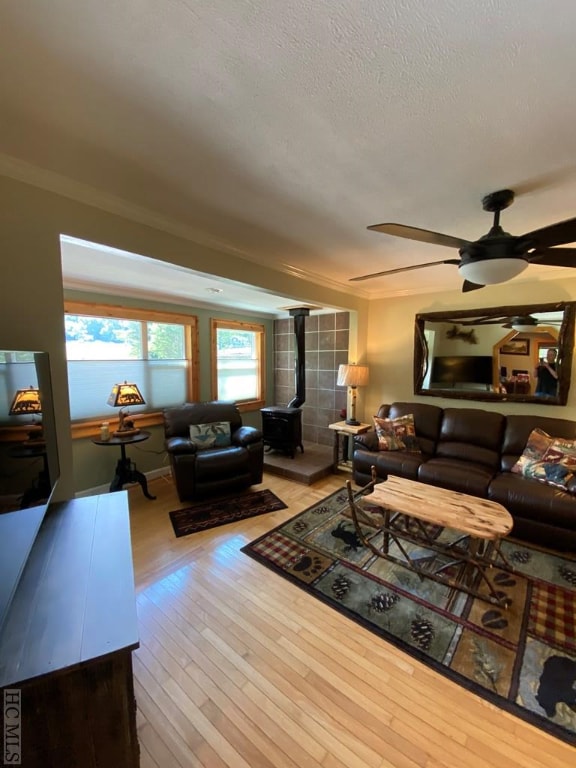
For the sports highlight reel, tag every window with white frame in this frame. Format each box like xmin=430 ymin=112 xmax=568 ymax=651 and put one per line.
xmin=210 ymin=319 xmax=265 ymax=408
xmin=64 ymin=303 xmax=197 ymax=421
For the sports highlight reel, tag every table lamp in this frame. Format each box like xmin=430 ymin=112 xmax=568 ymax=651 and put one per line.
xmin=107 ymin=381 xmax=145 ymax=436
xmin=337 ymin=364 xmax=369 ymax=425
xmin=9 ymin=385 xmax=44 ymax=440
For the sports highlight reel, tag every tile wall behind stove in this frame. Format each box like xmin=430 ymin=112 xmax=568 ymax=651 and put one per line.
xmin=273 ymin=311 xmax=349 ymax=446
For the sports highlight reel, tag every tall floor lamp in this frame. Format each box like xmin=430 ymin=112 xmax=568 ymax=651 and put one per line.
xmin=337 ymin=364 xmax=369 ymax=425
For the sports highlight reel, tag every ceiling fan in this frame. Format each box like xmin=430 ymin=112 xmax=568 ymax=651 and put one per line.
xmin=351 ymin=189 xmax=576 ymax=292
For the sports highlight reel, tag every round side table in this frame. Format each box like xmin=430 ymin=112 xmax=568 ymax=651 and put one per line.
xmin=9 ymin=443 xmax=51 ymax=508
xmin=91 ymin=430 xmax=156 ymax=500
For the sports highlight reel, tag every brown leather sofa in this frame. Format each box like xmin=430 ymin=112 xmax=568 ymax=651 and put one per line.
xmin=164 ymin=401 xmax=264 ymax=502
xmin=353 ymin=402 xmax=576 ymax=551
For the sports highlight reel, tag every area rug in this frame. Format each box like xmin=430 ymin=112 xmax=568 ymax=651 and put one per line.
xmin=169 ymin=488 xmax=287 ymax=537
xmin=241 ymin=486 xmax=576 ymax=746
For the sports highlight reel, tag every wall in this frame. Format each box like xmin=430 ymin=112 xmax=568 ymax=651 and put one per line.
xmin=274 ymin=312 xmax=350 ymax=445
xmin=433 ymin=322 xmax=507 ymax=356
xmin=364 ymin=280 xmax=576 ymax=425
xmin=0 ymin=174 xmax=368 ymax=499
xmin=4 ymin=171 xmax=575 ymax=498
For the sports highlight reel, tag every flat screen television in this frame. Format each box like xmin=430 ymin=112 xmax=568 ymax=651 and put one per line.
xmin=0 ymin=351 xmax=61 ymax=632
xmin=431 ymin=355 xmax=494 ymax=387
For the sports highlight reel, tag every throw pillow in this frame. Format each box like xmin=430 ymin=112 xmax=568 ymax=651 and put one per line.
xmin=511 ymin=429 xmax=576 ymax=491
xmin=510 ymin=427 xmax=554 ymax=476
xmin=373 ymin=414 xmax=421 ymax=453
xmin=189 ymin=421 xmax=231 ymax=450
xmin=538 ymin=437 xmax=576 ymax=490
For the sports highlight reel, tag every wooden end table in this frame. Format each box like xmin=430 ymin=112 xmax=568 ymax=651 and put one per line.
xmin=328 ymin=421 xmax=371 ymax=473
xmin=92 ymin=430 xmax=156 ymax=500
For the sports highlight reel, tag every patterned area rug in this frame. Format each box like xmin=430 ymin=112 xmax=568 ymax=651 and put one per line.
xmin=169 ymin=488 xmax=287 ymax=537
xmin=241 ymin=486 xmax=576 ymax=746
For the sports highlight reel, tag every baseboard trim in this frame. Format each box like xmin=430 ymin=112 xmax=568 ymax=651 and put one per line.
xmin=76 ymin=466 xmax=172 ymax=498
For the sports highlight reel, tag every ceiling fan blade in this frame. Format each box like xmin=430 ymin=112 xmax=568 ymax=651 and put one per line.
xmin=455 ymin=315 xmax=509 ymax=325
xmin=349 ymin=259 xmax=460 ymax=282
xmin=461 ymin=280 xmax=484 ymax=293
xmin=522 ymin=217 xmax=576 ymax=249
xmin=527 ymin=247 xmax=576 ymax=268
xmin=468 ymin=315 xmax=509 ymax=325
xmin=367 ymin=223 xmax=470 ymax=249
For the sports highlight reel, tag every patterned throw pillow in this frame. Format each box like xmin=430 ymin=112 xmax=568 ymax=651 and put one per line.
xmin=189 ymin=421 xmax=231 ymax=450
xmin=373 ymin=414 xmax=421 ymax=453
xmin=538 ymin=438 xmax=576 ymax=490
xmin=511 ymin=428 xmax=554 ymax=476
xmin=511 ymin=429 xmax=576 ymax=491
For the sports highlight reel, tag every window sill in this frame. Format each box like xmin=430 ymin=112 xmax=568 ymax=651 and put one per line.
xmin=235 ymin=400 xmax=265 ymax=413
xmin=71 ymin=412 xmax=164 ymax=440
xmin=22 ymin=403 xmax=265 ymax=442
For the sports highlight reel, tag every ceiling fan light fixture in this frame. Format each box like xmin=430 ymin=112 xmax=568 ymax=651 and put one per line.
xmin=458 ymin=258 xmax=528 ymax=285
xmin=511 ymin=324 xmax=538 ymax=333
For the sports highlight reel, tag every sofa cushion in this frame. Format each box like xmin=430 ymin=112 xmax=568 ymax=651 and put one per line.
xmin=354 ymin=445 xmax=424 ymax=481
xmin=488 ymin=472 xmax=576 ymax=529
xmin=435 ymin=408 xmax=504 ymax=470
xmin=373 ymin=414 xmax=421 ymax=453
xmin=189 ymin=421 xmax=231 ymax=450
xmin=195 ymin=446 xmax=248 ymax=480
xmin=418 ymin=458 xmax=495 ymax=497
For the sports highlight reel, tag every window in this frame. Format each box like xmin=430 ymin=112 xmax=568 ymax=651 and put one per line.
xmin=65 ymin=302 xmax=198 ymax=432
xmin=210 ymin=319 xmax=265 ymax=409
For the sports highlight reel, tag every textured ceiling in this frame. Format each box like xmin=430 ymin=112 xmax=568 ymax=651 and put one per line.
xmin=2 ymin=0 xmax=576 ymax=306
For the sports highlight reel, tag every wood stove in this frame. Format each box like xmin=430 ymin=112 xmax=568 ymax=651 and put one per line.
xmin=260 ymin=407 xmax=303 ymax=458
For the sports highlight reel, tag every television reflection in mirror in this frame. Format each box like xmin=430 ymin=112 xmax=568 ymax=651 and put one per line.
xmin=414 ymin=301 xmax=576 ymax=405
xmin=0 ymin=350 xmax=60 ymax=632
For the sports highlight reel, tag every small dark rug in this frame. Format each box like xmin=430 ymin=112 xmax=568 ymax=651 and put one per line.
xmin=169 ymin=488 xmax=287 ymax=537
xmin=242 ymin=487 xmax=576 ymax=746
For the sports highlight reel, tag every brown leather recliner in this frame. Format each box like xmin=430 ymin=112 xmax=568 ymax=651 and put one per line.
xmin=163 ymin=401 xmax=264 ymax=502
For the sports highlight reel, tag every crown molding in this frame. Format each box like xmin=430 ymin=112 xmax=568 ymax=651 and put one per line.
xmin=0 ymin=153 xmax=369 ymax=301
xmin=0 ymin=153 xmax=253 ymax=256
xmin=10 ymin=152 xmax=564 ymax=303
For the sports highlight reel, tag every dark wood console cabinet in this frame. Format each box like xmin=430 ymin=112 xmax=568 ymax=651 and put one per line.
xmin=0 ymin=493 xmax=140 ymax=767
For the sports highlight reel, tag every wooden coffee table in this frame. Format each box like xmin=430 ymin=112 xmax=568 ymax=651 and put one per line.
xmin=346 ymin=473 xmax=514 ymax=606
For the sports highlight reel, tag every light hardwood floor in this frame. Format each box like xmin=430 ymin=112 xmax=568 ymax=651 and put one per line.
xmin=127 ymin=473 xmax=573 ymax=768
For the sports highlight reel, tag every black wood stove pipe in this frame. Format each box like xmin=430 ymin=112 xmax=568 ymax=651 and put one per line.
xmin=286 ymin=307 xmax=310 ymax=408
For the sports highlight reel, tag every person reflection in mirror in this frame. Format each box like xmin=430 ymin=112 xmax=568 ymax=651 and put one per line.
xmin=535 ymin=349 xmax=558 ymax=399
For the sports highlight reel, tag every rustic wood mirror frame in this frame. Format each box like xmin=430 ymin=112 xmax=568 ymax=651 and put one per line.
xmin=414 ymin=301 xmax=576 ymax=405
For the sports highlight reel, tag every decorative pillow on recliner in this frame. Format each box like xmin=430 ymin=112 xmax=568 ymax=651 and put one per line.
xmin=510 ymin=427 xmax=554 ymax=476
xmin=373 ymin=414 xmax=421 ymax=453
xmin=189 ymin=421 xmax=231 ymax=450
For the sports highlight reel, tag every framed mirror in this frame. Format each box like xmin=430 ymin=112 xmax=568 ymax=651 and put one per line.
xmin=414 ymin=301 xmax=576 ymax=405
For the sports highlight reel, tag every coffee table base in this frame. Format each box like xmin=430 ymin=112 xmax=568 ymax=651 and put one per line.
xmin=346 ymin=478 xmax=513 ymax=607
